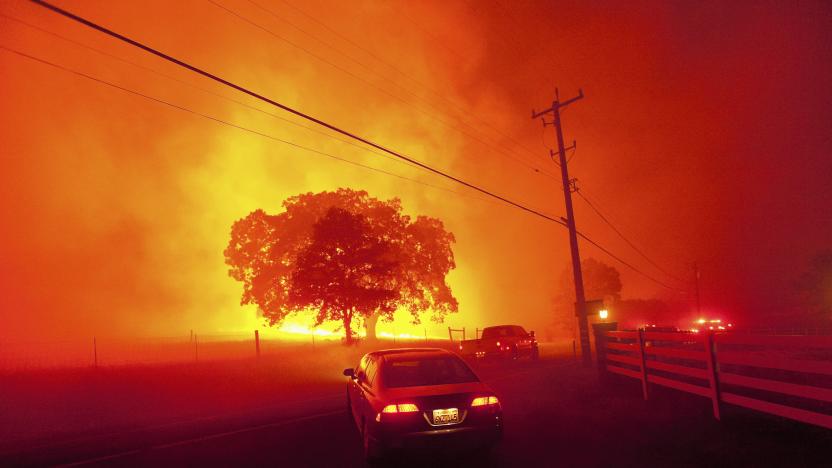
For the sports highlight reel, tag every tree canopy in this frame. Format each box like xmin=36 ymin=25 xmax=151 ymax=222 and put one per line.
xmin=551 ymin=258 xmax=622 ymax=336
xmin=224 ymin=189 xmax=458 ymax=343
xmin=556 ymin=257 xmax=623 ymax=305
xmin=796 ymin=251 xmax=832 ymax=324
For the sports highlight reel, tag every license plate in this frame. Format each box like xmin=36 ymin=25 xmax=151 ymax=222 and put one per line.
xmin=432 ymin=408 xmax=460 ymax=425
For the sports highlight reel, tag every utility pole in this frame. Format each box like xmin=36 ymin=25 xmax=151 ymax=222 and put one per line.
xmin=533 ymin=88 xmax=591 ymax=366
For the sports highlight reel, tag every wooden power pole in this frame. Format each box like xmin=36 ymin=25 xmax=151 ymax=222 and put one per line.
xmin=533 ymin=88 xmax=591 ymax=366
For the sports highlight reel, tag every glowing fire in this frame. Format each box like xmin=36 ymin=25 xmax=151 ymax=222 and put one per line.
xmin=274 ymin=320 xmax=443 ymax=341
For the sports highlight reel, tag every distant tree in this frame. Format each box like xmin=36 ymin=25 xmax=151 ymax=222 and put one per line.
xmin=796 ymin=251 xmax=832 ymax=324
xmin=552 ymin=258 xmax=622 ymax=334
xmin=224 ymin=189 xmax=458 ymax=344
xmin=555 ymin=258 xmax=622 ymax=305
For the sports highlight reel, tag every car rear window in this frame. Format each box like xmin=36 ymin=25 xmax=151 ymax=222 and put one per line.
xmin=481 ymin=326 xmax=527 ymax=339
xmin=482 ymin=326 xmax=514 ymax=339
xmin=381 ymin=356 xmax=478 ymax=388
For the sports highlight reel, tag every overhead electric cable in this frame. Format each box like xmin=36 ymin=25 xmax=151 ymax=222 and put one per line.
xmin=0 ymin=12 xmax=419 ymax=172
xmin=206 ymin=0 xmax=557 ymax=178
xmin=576 ymin=189 xmax=685 ymax=284
xmin=575 ymin=230 xmax=684 ymax=292
xmin=29 ymin=0 xmax=565 ymax=225
xmin=251 ymin=0 xmax=554 ymax=173
xmin=0 ymin=45 xmax=504 ymax=209
xmin=24 ymin=0 xmax=685 ymax=291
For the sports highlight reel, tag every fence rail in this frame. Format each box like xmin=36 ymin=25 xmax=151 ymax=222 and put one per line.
xmin=597 ymin=328 xmax=832 ymax=430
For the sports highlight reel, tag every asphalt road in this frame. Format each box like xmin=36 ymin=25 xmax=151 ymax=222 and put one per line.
xmin=6 ymin=355 xmax=831 ymax=467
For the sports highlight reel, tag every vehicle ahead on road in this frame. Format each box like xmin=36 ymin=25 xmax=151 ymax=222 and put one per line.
xmin=343 ymin=348 xmax=502 ymax=462
xmin=459 ymin=325 xmax=539 ymax=360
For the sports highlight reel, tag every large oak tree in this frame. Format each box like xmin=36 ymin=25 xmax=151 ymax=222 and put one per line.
xmin=224 ymin=189 xmax=457 ymax=343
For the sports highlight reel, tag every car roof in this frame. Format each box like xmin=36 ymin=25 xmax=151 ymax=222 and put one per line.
xmin=368 ymin=348 xmax=453 ymax=362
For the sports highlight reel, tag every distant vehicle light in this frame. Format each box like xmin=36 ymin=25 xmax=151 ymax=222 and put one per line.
xmin=697 ymin=318 xmax=706 ymax=324
xmin=718 ymin=326 xmax=725 ymax=330
xmin=496 ymin=341 xmax=500 ymax=347
xmin=599 ymin=309 xmax=609 ymax=320
xmin=728 ymin=323 xmax=733 ymax=327
xmin=459 ymin=344 xmax=462 ymax=350
xmin=471 ymin=396 xmax=500 ymax=407
xmin=382 ymin=403 xmax=419 ymax=413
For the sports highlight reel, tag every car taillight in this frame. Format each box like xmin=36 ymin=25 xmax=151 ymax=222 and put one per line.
xmin=471 ymin=396 xmax=500 ymax=407
xmin=381 ymin=403 xmax=419 ymax=413
xmin=496 ymin=341 xmax=501 ymax=347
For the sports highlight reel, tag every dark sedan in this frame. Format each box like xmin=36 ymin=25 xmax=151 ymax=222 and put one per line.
xmin=344 ymin=348 xmax=503 ymax=462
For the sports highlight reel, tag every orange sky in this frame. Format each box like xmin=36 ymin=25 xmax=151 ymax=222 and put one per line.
xmin=1 ymin=0 xmax=830 ymax=340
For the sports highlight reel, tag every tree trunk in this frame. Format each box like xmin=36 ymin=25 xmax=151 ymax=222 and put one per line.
xmin=364 ymin=312 xmax=379 ymax=341
xmin=343 ymin=311 xmax=354 ymax=346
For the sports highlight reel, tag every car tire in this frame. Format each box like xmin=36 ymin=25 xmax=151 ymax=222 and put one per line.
xmin=362 ymin=420 xmax=383 ymax=464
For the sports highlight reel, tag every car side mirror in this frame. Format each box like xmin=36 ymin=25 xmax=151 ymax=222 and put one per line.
xmin=343 ymin=368 xmax=354 ymax=377
xmin=529 ymin=330 xmax=535 ymax=337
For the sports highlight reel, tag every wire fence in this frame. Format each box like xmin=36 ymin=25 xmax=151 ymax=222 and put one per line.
xmin=0 ymin=331 xmax=450 ymax=371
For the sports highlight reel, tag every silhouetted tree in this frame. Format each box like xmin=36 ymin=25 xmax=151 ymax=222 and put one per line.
xmin=224 ymin=189 xmax=457 ymax=343
xmin=796 ymin=251 xmax=832 ymax=324
xmin=551 ymin=258 xmax=622 ymax=335
xmin=555 ymin=258 xmax=622 ymax=304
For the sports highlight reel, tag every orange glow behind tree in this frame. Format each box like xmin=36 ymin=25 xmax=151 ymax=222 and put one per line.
xmin=0 ymin=0 xmax=830 ymax=344
xmin=225 ymin=189 xmax=457 ymax=343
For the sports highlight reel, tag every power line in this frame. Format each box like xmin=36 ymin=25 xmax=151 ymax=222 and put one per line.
xmin=0 ymin=11 xmax=555 ymax=216
xmin=2 ymin=41 xmax=678 ymax=292
xmin=0 ymin=12 xmax=419 ymax=172
xmin=29 ymin=0 xmax=567 ymax=226
xmin=24 ymin=0 xmax=685 ymax=291
xmin=207 ymin=0 xmax=558 ymax=179
xmin=258 ymin=0 xmax=555 ymax=174
xmin=576 ymin=231 xmax=685 ymax=292
xmin=576 ymin=188 xmax=685 ymax=284
xmin=0 ymin=45 xmax=503 ymax=209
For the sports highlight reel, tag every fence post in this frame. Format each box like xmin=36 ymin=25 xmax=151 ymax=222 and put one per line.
xmin=592 ymin=322 xmax=617 ymax=383
xmin=448 ymin=327 xmax=452 ymax=341
xmin=704 ymin=332 xmax=722 ymax=420
xmin=637 ymin=328 xmax=649 ymax=401
xmin=462 ymin=327 xmax=466 ymax=341
xmin=93 ymin=336 xmax=98 ymax=369
xmin=591 ymin=327 xmax=606 ymax=374
xmin=194 ymin=334 xmax=198 ymax=362
xmin=254 ymin=330 xmax=261 ymax=359
xmin=312 ymin=332 xmax=316 ymax=348
xmin=424 ymin=328 xmax=428 ymax=344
